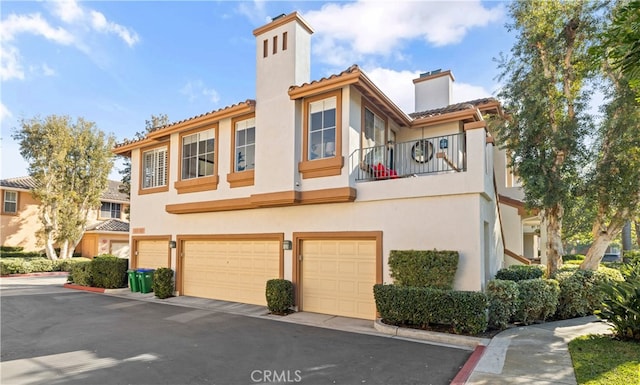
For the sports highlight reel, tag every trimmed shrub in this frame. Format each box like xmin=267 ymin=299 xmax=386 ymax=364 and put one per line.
xmin=0 ymin=246 xmax=24 ymax=253
xmin=90 ymin=255 xmax=128 ymax=289
xmin=487 ymin=279 xmax=519 ymax=330
xmin=69 ymin=261 xmax=93 ymax=286
xmin=514 ymin=279 xmax=560 ymax=325
xmin=495 ymin=265 xmax=545 ymax=281
xmin=265 ymin=279 xmax=294 ymax=315
xmin=373 ymin=284 xmax=488 ymax=335
xmin=554 ymin=269 xmax=624 ymax=320
xmin=0 ymin=251 xmax=45 ymax=259
xmin=597 ymin=279 xmax=640 ymax=341
xmin=388 ymin=249 xmax=459 ymax=289
xmin=0 ymin=258 xmax=33 ymax=275
xmin=152 ymin=268 xmax=175 ymax=299
xmin=55 ymin=257 xmax=91 ymax=272
xmin=28 ymin=258 xmax=54 ymax=273
xmin=562 ymin=254 xmax=585 ymax=262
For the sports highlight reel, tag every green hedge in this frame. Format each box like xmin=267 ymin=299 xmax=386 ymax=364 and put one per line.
xmin=0 ymin=257 xmax=91 ymax=275
xmin=69 ymin=261 xmax=93 ymax=286
xmin=152 ymin=268 xmax=175 ymax=299
xmin=90 ymin=255 xmax=128 ymax=289
xmin=373 ymin=284 xmax=488 ymax=335
xmin=562 ymin=254 xmax=586 ymax=262
xmin=514 ymin=279 xmax=560 ymax=325
xmin=495 ymin=265 xmax=545 ymax=281
xmin=388 ymin=250 xmax=459 ymax=290
xmin=487 ymin=279 xmax=519 ymax=330
xmin=0 ymin=251 xmax=45 ymax=259
xmin=265 ymin=279 xmax=294 ymax=315
xmin=554 ymin=269 xmax=622 ymax=319
xmin=0 ymin=246 xmax=24 ymax=253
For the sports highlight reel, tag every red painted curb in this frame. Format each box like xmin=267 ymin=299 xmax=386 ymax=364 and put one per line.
xmin=1 ymin=272 xmax=69 ymax=278
xmin=63 ymin=283 xmax=105 ymax=293
xmin=451 ymin=344 xmax=486 ymax=385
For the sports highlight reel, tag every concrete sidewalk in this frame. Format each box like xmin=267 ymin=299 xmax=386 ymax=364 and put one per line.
xmin=466 ymin=316 xmax=612 ymax=385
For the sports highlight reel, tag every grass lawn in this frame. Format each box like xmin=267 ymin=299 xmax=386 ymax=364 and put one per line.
xmin=569 ymin=334 xmax=640 ymax=385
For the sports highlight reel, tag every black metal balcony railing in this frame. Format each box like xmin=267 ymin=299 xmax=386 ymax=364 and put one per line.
xmin=350 ymin=133 xmax=466 ymax=181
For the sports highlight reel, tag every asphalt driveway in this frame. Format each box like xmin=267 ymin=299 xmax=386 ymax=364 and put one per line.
xmin=1 ymin=276 xmax=471 ymax=385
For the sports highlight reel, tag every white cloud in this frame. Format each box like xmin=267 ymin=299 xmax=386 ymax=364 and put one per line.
xmin=89 ymin=10 xmax=139 ymax=47
xmin=41 ymin=63 xmax=56 ymax=76
xmin=0 ymin=0 xmax=139 ymax=82
xmin=0 ymin=102 xmax=13 ymax=121
xmin=0 ymin=13 xmax=74 ymax=44
xmin=365 ymin=66 xmax=493 ymax=113
xmin=0 ymin=45 xmax=25 ymax=81
xmin=180 ymin=80 xmax=221 ymax=105
xmin=236 ymin=0 xmax=270 ymax=25
xmin=303 ymin=1 xmax=504 ymax=67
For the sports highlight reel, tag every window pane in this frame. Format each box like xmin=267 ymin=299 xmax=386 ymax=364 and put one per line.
xmin=246 ymin=144 xmax=255 ymax=170
xmin=236 ymin=130 xmax=245 ymax=146
xmin=246 ymin=127 xmax=255 ymax=144
xmin=310 ymin=112 xmax=323 ymax=131
xmin=309 ymin=131 xmax=322 ymax=160
xmin=323 ymin=109 xmax=336 ymax=128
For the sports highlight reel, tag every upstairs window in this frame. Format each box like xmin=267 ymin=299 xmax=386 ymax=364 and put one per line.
xmin=100 ymin=202 xmax=121 ymax=219
xmin=308 ymin=97 xmax=337 ymax=160
xmin=298 ymin=89 xmax=343 ymax=179
xmin=3 ymin=190 xmax=17 ymax=213
xmin=235 ymin=118 xmax=256 ymax=172
xmin=181 ymin=130 xmax=215 ymax=180
xmin=142 ymin=146 xmax=168 ymax=189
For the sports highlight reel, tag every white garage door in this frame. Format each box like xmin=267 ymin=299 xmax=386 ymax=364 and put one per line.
xmin=182 ymin=239 xmax=280 ymax=306
xmin=111 ymin=241 xmax=130 ymax=259
xmin=136 ymin=240 xmax=169 ymax=269
xmin=301 ymin=239 xmax=377 ymax=320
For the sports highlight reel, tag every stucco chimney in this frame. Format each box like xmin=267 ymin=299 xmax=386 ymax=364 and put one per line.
xmin=413 ymin=69 xmax=455 ymax=112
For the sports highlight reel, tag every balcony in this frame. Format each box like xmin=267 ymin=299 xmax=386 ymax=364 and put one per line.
xmin=350 ymin=133 xmax=466 ymax=181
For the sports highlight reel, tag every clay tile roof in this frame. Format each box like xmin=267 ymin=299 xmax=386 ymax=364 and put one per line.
xmin=288 ymin=64 xmax=361 ymax=92
xmin=409 ymin=97 xmax=499 ymax=120
xmin=115 ymin=99 xmax=256 ymax=149
xmin=0 ymin=176 xmax=129 ymax=202
xmin=85 ymin=219 xmax=130 ymax=232
xmin=0 ymin=176 xmax=38 ymax=190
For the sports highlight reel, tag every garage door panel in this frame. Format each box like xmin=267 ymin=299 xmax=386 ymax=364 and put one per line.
xmin=182 ymin=239 xmax=280 ymax=306
xmin=137 ymin=240 xmax=168 ymax=269
xmin=302 ymin=239 xmax=376 ymax=320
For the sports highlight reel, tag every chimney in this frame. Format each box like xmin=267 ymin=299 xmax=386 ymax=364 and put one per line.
xmin=413 ymin=69 xmax=454 ymax=112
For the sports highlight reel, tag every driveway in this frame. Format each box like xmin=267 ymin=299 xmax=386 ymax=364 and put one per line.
xmin=1 ymin=276 xmax=471 ymax=385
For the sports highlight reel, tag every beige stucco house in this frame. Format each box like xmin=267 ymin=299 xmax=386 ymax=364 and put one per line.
xmin=113 ymin=12 xmax=539 ymax=320
xmin=0 ymin=177 xmax=130 ymax=258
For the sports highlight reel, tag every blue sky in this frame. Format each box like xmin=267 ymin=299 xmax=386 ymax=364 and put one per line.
xmin=1 ymin=0 xmax=513 ymax=180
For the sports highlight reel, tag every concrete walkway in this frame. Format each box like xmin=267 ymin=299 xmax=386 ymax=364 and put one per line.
xmin=466 ymin=316 xmax=612 ymax=385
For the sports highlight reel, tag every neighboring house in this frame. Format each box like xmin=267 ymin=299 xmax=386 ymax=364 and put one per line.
xmin=0 ymin=176 xmax=130 ymax=258
xmin=113 ymin=12 xmax=540 ymax=320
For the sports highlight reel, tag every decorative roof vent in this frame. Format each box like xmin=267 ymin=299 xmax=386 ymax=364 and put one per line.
xmin=271 ymin=13 xmax=286 ymax=21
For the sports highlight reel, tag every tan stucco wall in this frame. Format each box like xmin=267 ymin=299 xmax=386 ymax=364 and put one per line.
xmin=1 ymin=190 xmax=42 ymax=251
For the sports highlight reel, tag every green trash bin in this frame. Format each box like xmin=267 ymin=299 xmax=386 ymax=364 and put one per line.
xmin=127 ymin=269 xmax=140 ymax=292
xmin=138 ymin=269 xmax=155 ymax=294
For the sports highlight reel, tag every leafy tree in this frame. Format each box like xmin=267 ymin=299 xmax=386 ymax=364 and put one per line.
xmin=118 ymin=114 xmax=169 ymax=198
xmin=13 ymin=115 xmax=115 ymax=260
xmin=496 ymin=0 xmax=600 ymax=275
xmin=599 ymin=0 xmax=640 ymax=101
xmin=581 ymin=7 xmax=640 ymax=269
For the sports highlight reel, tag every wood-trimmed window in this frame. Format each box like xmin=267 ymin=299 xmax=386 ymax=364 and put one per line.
xmin=299 ymin=89 xmax=344 ymax=179
xmin=227 ymin=114 xmax=256 ymax=188
xmin=175 ymin=125 xmax=219 ymax=194
xmin=361 ymin=101 xmax=389 ymax=167
xmin=100 ymin=201 xmax=121 ymax=219
xmin=263 ymin=39 xmax=268 ymax=58
xmin=139 ymin=143 xmax=169 ymax=195
xmin=273 ymin=35 xmax=278 ymax=54
xmin=282 ymin=32 xmax=288 ymax=51
xmin=2 ymin=190 xmax=18 ymax=214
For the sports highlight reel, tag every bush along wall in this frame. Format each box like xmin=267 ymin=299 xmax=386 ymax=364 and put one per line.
xmin=152 ymin=268 xmax=175 ymax=299
xmin=553 ymin=269 xmax=623 ymax=320
xmin=1 ymin=257 xmax=91 ymax=275
xmin=388 ymin=249 xmax=459 ymax=289
xmin=90 ymin=255 xmax=128 ymax=289
xmin=514 ymin=279 xmax=560 ymax=325
xmin=487 ymin=279 xmax=519 ymax=330
xmin=69 ymin=261 xmax=93 ymax=286
xmin=495 ymin=265 xmax=545 ymax=281
xmin=265 ymin=279 xmax=294 ymax=315
xmin=373 ymin=284 xmax=488 ymax=335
